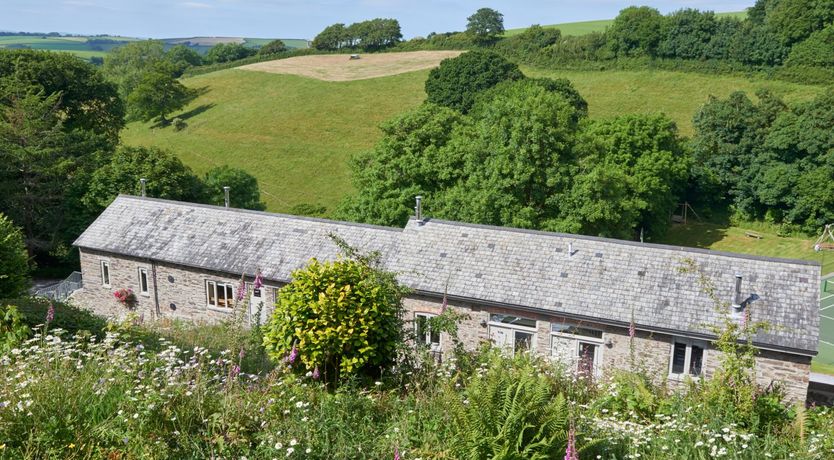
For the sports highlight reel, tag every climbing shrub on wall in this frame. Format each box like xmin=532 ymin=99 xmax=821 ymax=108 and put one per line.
xmin=262 ymin=240 xmax=407 ymax=383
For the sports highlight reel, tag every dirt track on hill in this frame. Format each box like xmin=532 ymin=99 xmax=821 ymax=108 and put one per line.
xmin=239 ymin=50 xmax=463 ymax=81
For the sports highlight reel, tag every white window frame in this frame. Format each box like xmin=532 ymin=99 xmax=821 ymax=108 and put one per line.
xmin=550 ymin=322 xmax=604 ymax=378
xmin=550 ymin=322 xmax=604 ymax=343
xmin=668 ymin=338 xmax=707 ymax=379
xmin=488 ymin=314 xmax=537 ymax=356
xmin=137 ymin=267 xmax=149 ymax=296
xmin=100 ymin=260 xmax=111 ymax=287
xmin=206 ymin=280 xmax=235 ymax=310
xmin=414 ymin=312 xmax=442 ymax=351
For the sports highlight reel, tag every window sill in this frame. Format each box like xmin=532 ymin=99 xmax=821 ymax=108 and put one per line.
xmin=140 ymin=292 xmax=150 ymax=297
xmin=668 ymin=373 xmax=701 ymax=382
xmin=207 ymin=305 xmax=234 ymax=314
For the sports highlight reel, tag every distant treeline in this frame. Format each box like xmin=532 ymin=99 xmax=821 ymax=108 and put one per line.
xmin=312 ymin=18 xmax=403 ymax=51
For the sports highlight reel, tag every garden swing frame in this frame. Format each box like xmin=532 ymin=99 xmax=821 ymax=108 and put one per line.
xmin=814 ymin=224 xmax=834 ymax=252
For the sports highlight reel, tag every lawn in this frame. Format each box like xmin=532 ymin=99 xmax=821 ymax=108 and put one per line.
xmin=504 ymin=11 xmax=747 ymax=37
xmin=658 ymin=222 xmax=834 ymax=275
xmin=121 ymin=68 xmax=429 ymax=213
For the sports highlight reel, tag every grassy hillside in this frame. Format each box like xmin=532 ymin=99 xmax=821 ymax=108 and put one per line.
xmin=523 ymin=67 xmax=821 ymax=137
xmin=122 ymin=68 xmax=429 ymax=212
xmin=504 ymin=11 xmax=747 ymax=36
xmin=123 ymin=65 xmax=824 ymax=212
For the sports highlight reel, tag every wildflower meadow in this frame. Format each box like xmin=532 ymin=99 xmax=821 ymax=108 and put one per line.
xmin=0 ymin=250 xmax=832 ymax=459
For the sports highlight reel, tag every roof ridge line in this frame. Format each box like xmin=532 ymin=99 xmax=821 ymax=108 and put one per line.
xmin=116 ymin=194 xmax=403 ymax=233
xmin=412 ymin=217 xmax=821 ymax=267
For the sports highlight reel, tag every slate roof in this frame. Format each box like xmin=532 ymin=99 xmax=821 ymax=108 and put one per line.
xmin=75 ymin=195 xmax=820 ymax=355
xmin=73 ymin=195 xmax=401 ymax=283
xmin=394 ymin=219 xmax=820 ymax=355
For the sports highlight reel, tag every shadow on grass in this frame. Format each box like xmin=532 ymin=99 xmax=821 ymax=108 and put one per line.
xmin=176 ymin=103 xmax=216 ymax=121
xmin=656 ymin=221 xmax=730 ymax=249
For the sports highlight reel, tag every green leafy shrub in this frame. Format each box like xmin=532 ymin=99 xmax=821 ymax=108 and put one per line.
xmin=262 ymin=243 xmax=407 ymax=382
xmin=424 ymin=50 xmax=523 ymax=113
xmin=0 ymin=305 xmax=30 ymax=352
xmin=11 ymin=297 xmax=106 ymax=337
xmin=0 ymin=213 xmax=30 ymax=298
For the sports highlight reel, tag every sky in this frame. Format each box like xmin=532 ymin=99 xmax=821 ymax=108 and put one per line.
xmin=2 ymin=0 xmax=753 ymax=39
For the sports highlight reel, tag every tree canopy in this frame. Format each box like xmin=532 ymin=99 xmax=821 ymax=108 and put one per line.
xmin=425 ymin=50 xmax=523 ymax=113
xmin=82 ymin=146 xmax=205 ymax=214
xmin=691 ymin=88 xmax=834 ymax=233
xmin=202 ymin=165 xmax=266 ymax=211
xmin=0 ymin=51 xmax=123 ymax=259
xmin=466 ymin=8 xmax=505 ymax=45
xmin=339 ymin=78 xmax=688 ymax=239
xmin=312 ymin=19 xmax=402 ymax=51
xmin=258 ymin=39 xmax=287 ymax=55
xmin=0 ymin=213 xmax=30 ymax=298
xmin=608 ymin=6 xmax=665 ymax=57
xmin=205 ymin=43 xmax=257 ymax=64
xmin=126 ymin=70 xmax=195 ymax=123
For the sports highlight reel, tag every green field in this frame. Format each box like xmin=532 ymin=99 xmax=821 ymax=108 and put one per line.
xmin=523 ymin=67 xmax=822 ymax=137
xmin=505 ymin=11 xmax=748 ymax=36
xmin=122 ymin=68 xmax=428 ymax=212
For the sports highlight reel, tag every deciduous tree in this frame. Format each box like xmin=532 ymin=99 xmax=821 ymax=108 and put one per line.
xmin=202 ymin=165 xmax=266 ymax=210
xmin=127 ymin=70 xmax=195 ymax=124
xmin=258 ymin=39 xmax=287 ymax=55
xmin=425 ymin=50 xmax=523 ymax=113
xmin=466 ymin=8 xmax=505 ymax=45
xmin=0 ymin=213 xmax=31 ymax=298
xmin=82 ymin=146 xmax=205 ymax=214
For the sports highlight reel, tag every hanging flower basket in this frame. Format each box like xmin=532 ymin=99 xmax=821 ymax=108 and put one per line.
xmin=113 ymin=288 xmax=137 ymax=309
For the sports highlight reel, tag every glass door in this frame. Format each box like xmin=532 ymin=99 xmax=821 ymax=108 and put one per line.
xmin=577 ymin=341 xmax=601 ymax=379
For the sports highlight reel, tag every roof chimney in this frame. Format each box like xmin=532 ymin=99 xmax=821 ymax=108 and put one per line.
xmin=415 ymin=195 xmax=423 ymax=223
xmin=223 ymin=186 xmax=230 ymax=208
xmin=731 ymin=273 xmax=743 ymax=312
xmin=140 ymin=178 xmax=147 ymax=197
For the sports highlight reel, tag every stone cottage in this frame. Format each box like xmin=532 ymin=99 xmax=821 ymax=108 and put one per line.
xmin=73 ymin=195 xmax=820 ymax=401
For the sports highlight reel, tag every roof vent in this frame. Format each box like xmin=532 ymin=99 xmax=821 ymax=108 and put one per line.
xmin=223 ymin=186 xmax=230 ymax=208
xmin=415 ymin=195 xmax=423 ymax=224
xmin=568 ymin=242 xmax=576 ymax=257
xmin=140 ymin=178 xmax=147 ymax=197
xmin=731 ymin=274 xmax=743 ymax=312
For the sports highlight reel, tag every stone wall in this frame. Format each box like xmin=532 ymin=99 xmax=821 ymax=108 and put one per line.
xmin=403 ymin=294 xmax=811 ymax=402
xmin=75 ymin=248 xmax=280 ymax=325
xmin=76 ymin=249 xmax=811 ymax=402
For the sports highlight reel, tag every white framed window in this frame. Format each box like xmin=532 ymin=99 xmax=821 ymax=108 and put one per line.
xmin=550 ymin=322 xmax=604 ymax=378
xmin=489 ymin=313 xmax=537 ymax=356
xmin=669 ymin=339 xmax=706 ymax=378
xmin=414 ymin=312 xmax=441 ymax=350
xmin=138 ymin=267 xmax=149 ymax=295
xmin=206 ymin=280 xmax=234 ymax=309
xmin=100 ymin=260 xmax=111 ymax=287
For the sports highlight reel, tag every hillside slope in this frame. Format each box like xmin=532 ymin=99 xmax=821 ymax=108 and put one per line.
xmin=123 ymin=62 xmax=822 ymax=212
xmin=122 ymin=68 xmax=429 ymax=212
